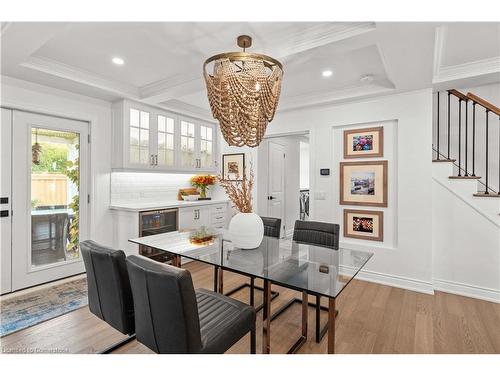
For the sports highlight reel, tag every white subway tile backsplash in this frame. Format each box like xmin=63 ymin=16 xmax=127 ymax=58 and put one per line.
xmin=110 ymin=172 xmax=195 ymax=205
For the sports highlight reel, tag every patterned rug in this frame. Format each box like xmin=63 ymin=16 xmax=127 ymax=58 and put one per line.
xmin=0 ymin=276 xmax=88 ymax=337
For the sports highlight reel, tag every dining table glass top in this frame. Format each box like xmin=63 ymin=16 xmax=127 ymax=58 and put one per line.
xmin=129 ymin=227 xmax=373 ymax=299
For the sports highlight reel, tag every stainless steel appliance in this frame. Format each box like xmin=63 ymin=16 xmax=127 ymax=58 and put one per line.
xmin=138 ymin=208 xmax=178 ymax=263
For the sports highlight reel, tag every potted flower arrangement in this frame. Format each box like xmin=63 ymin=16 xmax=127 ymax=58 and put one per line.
xmin=190 ymin=174 xmax=216 ymax=199
xmin=218 ymin=164 xmax=264 ymax=249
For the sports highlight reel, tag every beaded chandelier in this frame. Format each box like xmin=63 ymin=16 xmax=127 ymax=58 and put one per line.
xmin=203 ymin=35 xmax=283 ymax=147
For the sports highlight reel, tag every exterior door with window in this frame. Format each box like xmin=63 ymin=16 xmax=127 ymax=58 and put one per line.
xmin=11 ymin=111 xmax=89 ymax=291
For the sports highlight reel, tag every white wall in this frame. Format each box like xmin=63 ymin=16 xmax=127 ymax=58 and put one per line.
xmin=267 ymin=89 xmax=434 ymax=293
xmin=436 ymin=82 xmax=500 ymax=193
xmin=432 ymin=171 xmax=500 ymax=302
xmin=1 ymin=76 xmax=114 ymax=247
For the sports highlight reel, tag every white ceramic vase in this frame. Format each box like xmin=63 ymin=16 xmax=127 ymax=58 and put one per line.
xmin=228 ymin=212 xmax=264 ymax=249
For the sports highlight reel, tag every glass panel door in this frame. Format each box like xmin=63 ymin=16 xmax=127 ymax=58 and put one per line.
xmin=157 ymin=115 xmax=175 ymax=167
xmin=30 ymin=128 xmax=80 ymax=266
xmin=12 ymin=111 xmax=88 ymax=291
xmin=129 ymin=108 xmax=150 ymax=165
xmin=180 ymin=120 xmax=195 ymax=167
xmin=199 ymin=124 xmax=213 ymax=168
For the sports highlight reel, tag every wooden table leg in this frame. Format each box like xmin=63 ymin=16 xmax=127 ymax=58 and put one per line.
xmin=262 ymin=280 xmax=271 ymax=354
xmin=328 ymin=297 xmax=336 ymax=354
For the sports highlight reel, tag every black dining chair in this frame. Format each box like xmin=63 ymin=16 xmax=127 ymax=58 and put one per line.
xmin=224 ymin=216 xmax=281 ymax=310
xmin=271 ymin=220 xmax=339 ymax=343
xmin=126 ymin=254 xmax=256 ymax=354
xmin=80 ymin=240 xmax=136 ymax=353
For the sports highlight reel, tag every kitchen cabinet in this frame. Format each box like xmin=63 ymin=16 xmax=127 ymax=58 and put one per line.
xmin=112 ymin=99 xmax=218 ymax=172
xmin=178 ymin=203 xmax=228 ymax=231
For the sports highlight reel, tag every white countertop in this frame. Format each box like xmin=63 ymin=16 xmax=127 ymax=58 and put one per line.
xmin=109 ymin=199 xmax=230 ymax=212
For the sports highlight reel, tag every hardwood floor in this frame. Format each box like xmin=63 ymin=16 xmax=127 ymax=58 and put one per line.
xmin=1 ymin=261 xmax=499 ymax=354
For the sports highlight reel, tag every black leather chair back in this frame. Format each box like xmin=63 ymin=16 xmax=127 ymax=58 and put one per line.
xmin=126 ymin=255 xmax=202 ymax=354
xmin=261 ymin=216 xmax=281 ymax=239
xmin=80 ymin=240 xmax=134 ymax=335
xmin=292 ymin=220 xmax=339 ymax=249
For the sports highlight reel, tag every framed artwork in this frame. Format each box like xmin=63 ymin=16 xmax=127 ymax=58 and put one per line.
xmin=222 ymin=153 xmax=245 ymax=181
xmin=344 ymin=209 xmax=384 ymax=242
xmin=344 ymin=126 xmax=384 ymax=159
xmin=339 ymin=160 xmax=388 ymax=207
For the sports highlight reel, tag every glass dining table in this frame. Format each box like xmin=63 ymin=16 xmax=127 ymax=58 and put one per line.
xmin=129 ymin=227 xmax=373 ymax=354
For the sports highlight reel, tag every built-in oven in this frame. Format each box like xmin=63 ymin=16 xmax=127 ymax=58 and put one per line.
xmin=138 ymin=208 xmax=178 ymax=263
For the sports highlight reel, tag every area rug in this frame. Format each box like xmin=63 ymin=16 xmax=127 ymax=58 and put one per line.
xmin=0 ymin=276 xmax=88 ymax=337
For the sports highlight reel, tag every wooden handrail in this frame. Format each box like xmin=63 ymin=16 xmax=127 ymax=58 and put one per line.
xmin=467 ymin=92 xmax=500 ymax=116
xmin=447 ymin=89 xmax=468 ymax=101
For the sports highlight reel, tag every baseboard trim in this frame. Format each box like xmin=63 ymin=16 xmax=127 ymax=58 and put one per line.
xmin=433 ymin=278 xmax=500 ymax=303
xmin=340 ymin=266 xmax=434 ymax=295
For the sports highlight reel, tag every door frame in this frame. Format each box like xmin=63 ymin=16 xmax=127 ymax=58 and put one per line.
xmin=267 ymin=140 xmax=286 ymax=237
xmin=11 ymin=110 xmax=91 ymax=290
xmin=260 ymin=130 xmax=313 ymax=232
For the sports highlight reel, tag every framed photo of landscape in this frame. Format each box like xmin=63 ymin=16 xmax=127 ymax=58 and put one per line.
xmin=344 ymin=126 xmax=384 ymax=159
xmin=344 ymin=209 xmax=384 ymax=242
xmin=222 ymin=153 xmax=245 ymax=181
xmin=339 ymin=160 xmax=388 ymax=207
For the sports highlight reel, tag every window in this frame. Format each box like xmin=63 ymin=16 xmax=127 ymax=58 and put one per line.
xmin=157 ymin=115 xmax=175 ymax=167
xmin=200 ymin=125 xmax=213 ymax=168
xmin=180 ymin=120 xmax=195 ymax=167
xmin=129 ymin=108 xmax=150 ymax=164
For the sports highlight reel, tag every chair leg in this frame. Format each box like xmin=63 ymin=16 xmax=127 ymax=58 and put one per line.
xmin=250 ymin=327 xmax=256 ymax=354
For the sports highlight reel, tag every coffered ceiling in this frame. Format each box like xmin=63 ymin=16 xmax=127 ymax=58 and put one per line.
xmin=1 ymin=22 xmax=499 ymax=119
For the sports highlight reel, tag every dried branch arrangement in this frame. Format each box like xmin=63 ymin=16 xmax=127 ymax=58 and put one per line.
xmin=218 ymin=163 xmax=254 ymax=213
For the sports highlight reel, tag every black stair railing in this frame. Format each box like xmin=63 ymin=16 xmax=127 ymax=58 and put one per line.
xmin=434 ymin=89 xmax=500 ymax=195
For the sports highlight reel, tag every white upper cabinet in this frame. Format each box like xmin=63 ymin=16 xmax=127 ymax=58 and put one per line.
xmin=112 ymin=100 xmax=218 ymax=172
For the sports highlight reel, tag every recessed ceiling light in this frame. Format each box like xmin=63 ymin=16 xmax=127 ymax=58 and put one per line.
xmin=360 ymin=74 xmax=374 ymax=83
xmin=322 ymin=70 xmax=333 ymax=78
xmin=112 ymin=57 xmax=124 ymax=65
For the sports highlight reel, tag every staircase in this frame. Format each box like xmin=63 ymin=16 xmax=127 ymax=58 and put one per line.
xmin=433 ymin=89 xmax=500 ymax=201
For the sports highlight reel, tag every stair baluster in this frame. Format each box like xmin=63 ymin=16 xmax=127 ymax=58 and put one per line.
xmin=458 ymin=99 xmax=462 ymax=176
xmin=472 ymin=102 xmax=476 ymax=176
xmin=485 ymin=109 xmax=489 ymax=194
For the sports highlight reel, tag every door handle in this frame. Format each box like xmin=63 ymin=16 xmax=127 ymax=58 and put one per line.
xmin=268 ymin=196 xmax=275 ymax=200
xmin=0 ymin=210 xmax=9 ymax=217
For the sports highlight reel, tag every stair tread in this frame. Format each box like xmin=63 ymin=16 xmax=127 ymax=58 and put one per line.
xmin=432 ymin=159 xmax=456 ymax=162
xmin=473 ymin=193 xmax=500 ymax=198
xmin=449 ymin=175 xmax=482 ymax=180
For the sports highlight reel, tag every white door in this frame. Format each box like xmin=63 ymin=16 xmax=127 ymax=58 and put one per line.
xmin=1 ymin=108 xmax=12 ymax=294
xmin=11 ymin=111 xmax=89 ymax=291
xmin=267 ymin=141 xmax=286 ymax=237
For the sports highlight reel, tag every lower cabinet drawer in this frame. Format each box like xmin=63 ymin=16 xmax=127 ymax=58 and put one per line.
xmin=211 ymin=214 xmax=226 ymax=224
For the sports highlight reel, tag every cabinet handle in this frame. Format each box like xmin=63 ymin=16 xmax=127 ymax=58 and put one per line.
xmin=154 ymin=154 xmax=158 ymax=166
xmin=150 ymin=154 xmax=154 ymax=166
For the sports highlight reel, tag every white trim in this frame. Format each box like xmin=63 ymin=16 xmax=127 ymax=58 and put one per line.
xmin=20 ymin=56 xmax=139 ymax=97
xmin=432 ymin=176 xmax=500 ymax=227
xmin=433 ymin=278 xmax=500 ymax=304
xmin=340 ymin=265 xmax=434 ymax=295
xmin=432 ymin=26 xmax=447 ymax=78
xmin=433 ymin=56 xmax=500 ymax=84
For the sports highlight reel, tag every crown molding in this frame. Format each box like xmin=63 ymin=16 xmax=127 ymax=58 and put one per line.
xmin=433 ymin=25 xmax=447 ymax=78
xmin=279 ymin=82 xmax=395 ymax=112
xmin=20 ymin=56 xmax=140 ymax=98
xmin=433 ymin=56 xmax=500 ymax=84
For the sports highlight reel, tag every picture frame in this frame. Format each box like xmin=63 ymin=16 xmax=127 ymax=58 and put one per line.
xmin=343 ymin=126 xmax=384 ymax=159
xmin=339 ymin=160 xmax=388 ymax=207
xmin=344 ymin=209 xmax=384 ymax=242
xmin=222 ymin=153 xmax=245 ymax=181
